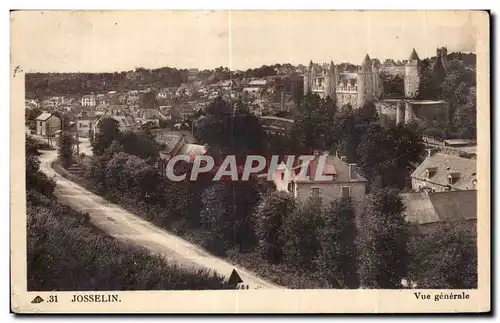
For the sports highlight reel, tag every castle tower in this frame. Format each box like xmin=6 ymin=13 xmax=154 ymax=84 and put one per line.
xmin=371 ymin=59 xmax=382 ymax=99
xmin=404 ymin=48 xmax=420 ymax=98
xmin=303 ymin=60 xmax=313 ymax=95
xmin=437 ymin=47 xmax=448 ymax=73
xmin=322 ymin=61 xmax=336 ymax=102
xmin=432 ymin=47 xmax=448 ymax=81
xmin=310 ymin=61 xmax=317 ymax=83
xmin=357 ymin=54 xmax=374 ymax=107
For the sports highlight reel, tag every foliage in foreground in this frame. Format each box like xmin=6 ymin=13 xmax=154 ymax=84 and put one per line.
xmin=408 ymin=221 xmax=477 ymax=289
xmin=26 ymin=145 xmax=229 ymax=291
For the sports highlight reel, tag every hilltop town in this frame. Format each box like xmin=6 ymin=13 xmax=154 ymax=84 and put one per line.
xmin=25 ymin=47 xmax=478 ymax=291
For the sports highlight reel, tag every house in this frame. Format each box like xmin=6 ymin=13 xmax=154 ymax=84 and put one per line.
xmin=138 ymin=109 xmax=167 ymax=126
xmin=157 ymin=90 xmax=168 ymax=100
xmin=242 ymin=87 xmax=262 ymax=96
xmin=248 ymin=79 xmax=268 ymax=88
xmin=220 ymin=80 xmax=234 ymax=91
xmin=155 ymin=130 xmax=206 ymax=176
xmin=41 ymin=99 xmax=58 ymax=109
xmin=95 ymin=103 xmax=109 ymax=112
xmin=76 ymin=117 xmax=98 ymax=138
xmin=270 ymin=153 xmax=368 ymax=206
xmin=259 ymin=116 xmax=294 ymax=135
xmin=126 ymin=94 xmax=140 ymax=105
xmin=95 ymin=103 xmax=129 ymax=115
xmin=96 ymin=94 xmax=107 ymax=105
xmin=35 ymin=112 xmax=61 ymax=137
xmin=25 ymin=99 xmax=39 ymax=110
xmin=81 ymin=95 xmax=97 ymax=107
xmin=92 ymin=114 xmax=135 ymax=137
xmin=411 ymin=151 xmax=477 ymax=192
xmin=402 ymin=190 xmax=477 ymax=233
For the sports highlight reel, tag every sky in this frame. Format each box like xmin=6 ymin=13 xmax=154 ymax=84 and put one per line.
xmin=11 ymin=10 xmax=480 ymax=73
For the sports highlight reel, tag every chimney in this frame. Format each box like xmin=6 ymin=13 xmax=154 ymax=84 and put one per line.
xmin=348 ymin=163 xmax=357 ymax=180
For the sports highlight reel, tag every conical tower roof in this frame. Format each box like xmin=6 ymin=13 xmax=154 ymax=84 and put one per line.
xmin=362 ymin=54 xmax=371 ymax=67
xmin=409 ymin=48 xmax=420 ymax=60
xmin=329 ymin=60 xmax=335 ymax=73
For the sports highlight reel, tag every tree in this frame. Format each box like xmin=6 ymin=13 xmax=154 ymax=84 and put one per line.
xmin=196 ymin=97 xmax=234 ymax=149
xmin=283 ymin=199 xmax=324 ymax=272
xmin=196 ymin=98 xmax=267 ymax=160
xmin=58 ymin=133 xmax=74 ymax=168
xmin=119 ymin=130 xmax=161 ymax=162
xmin=357 ymin=124 xmax=424 ymax=189
xmin=140 ymin=91 xmax=158 ymax=110
xmin=92 ymin=118 xmax=121 ymax=156
xmin=254 ymin=191 xmax=296 ymax=263
xmin=380 ymin=71 xmax=405 ymax=98
xmin=408 ymin=221 xmax=477 ymax=289
xmin=200 ymin=180 xmax=262 ymax=254
xmin=331 ymin=101 xmax=378 ymax=162
xmin=417 ymin=58 xmax=441 ymax=100
xmin=453 ymin=100 xmax=476 ymax=139
xmin=85 ymin=140 xmax=123 ymax=193
xmin=292 ymin=93 xmax=333 ymax=152
xmin=357 ymin=189 xmax=409 ymax=288
xmin=26 ymin=135 xmax=41 ymax=156
xmin=316 ymin=198 xmax=359 ymax=288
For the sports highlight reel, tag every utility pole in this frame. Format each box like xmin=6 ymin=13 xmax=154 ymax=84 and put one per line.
xmin=230 ymin=95 xmax=236 ymax=248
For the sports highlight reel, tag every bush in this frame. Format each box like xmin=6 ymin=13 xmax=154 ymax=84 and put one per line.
xmin=408 ymin=222 xmax=477 ymax=289
xmin=356 ymin=189 xmax=409 ymax=289
xmin=316 ymin=198 xmax=359 ymax=288
xmin=26 ymin=154 xmax=55 ymax=197
xmin=254 ymin=191 xmax=295 ymax=264
xmin=282 ymin=199 xmax=324 ymax=272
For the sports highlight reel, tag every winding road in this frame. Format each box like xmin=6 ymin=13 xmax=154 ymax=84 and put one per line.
xmin=38 ymin=141 xmax=281 ymax=290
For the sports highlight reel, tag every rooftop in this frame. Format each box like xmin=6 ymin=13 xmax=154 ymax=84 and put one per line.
xmin=411 ymin=153 xmax=477 ymax=190
xmin=35 ymin=112 xmax=54 ymax=121
xmin=403 ymin=190 xmax=477 ymax=225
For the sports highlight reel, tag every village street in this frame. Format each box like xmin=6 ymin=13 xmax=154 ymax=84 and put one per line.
xmin=38 ymin=148 xmax=281 ymax=290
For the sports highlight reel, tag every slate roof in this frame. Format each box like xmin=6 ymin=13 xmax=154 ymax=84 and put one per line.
xmin=403 ymin=190 xmax=477 ymax=225
xmin=278 ymin=154 xmax=367 ymax=183
xmin=35 ymin=112 xmax=53 ymax=121
xmin=402 ymin=192 xmax=440 ymax=225
xmin=428 ymin=190 xmax=477 ymax=222
xmin=411 ymin=153 xmax=477 ymax=190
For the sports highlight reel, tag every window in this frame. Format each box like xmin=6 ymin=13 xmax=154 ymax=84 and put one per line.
xmin=341 ymin=186 xmax=351 ymax=198
xmin=288 ymin=181 xmax=296 ymax=197
xmin=311 ymin=187 xmax=321 ymax=199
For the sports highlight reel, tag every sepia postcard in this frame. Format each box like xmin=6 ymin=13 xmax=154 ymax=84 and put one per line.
xmin=10 ymin=10 xmax=490 ymax=314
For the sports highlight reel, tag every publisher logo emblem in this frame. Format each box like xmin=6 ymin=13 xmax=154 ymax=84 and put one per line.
xmin=31 ymin=296 xmax=44 ymax=304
